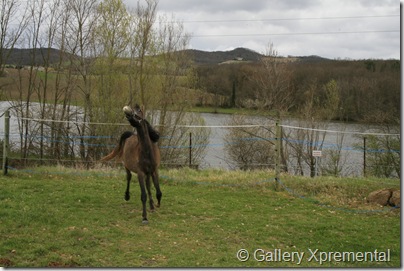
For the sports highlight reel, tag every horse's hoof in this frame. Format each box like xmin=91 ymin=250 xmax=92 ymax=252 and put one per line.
xmin=142 ymin=219 xmax=149 ymax=225
xmin=124 ymin=193 xmax=130 ymax=201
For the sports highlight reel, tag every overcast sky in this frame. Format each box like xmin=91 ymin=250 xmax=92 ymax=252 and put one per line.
xmin=126 ymin=0 xmax=400 ymax=60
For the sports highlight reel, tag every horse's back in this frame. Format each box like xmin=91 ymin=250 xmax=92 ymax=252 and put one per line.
xmin=122 ymin=134 xmax=160 ymax=173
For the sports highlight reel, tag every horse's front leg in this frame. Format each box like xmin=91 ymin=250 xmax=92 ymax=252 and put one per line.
xmin=152 ymin=170 xmax=162 ymax=207
xmin=137 ymin=173 xmax=148 ymax=224
xmin=125 ymin=168 xmax=131 ymax=201
xmin=145 ymin=174 xmax=155 ymax=211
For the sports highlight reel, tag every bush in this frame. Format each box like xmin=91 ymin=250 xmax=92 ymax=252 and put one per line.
xmin=224 ymin=115 xmax=275 ymax=170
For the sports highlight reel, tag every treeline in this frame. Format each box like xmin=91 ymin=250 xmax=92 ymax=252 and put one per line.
xmin=0 ymin=0 xmax=209 ymax=166
xmin=0 ymin=0 xmax=399 ymax=172
xmin=196 ymin=48 xmax=400 ymax=177
xmin=196 ymin=55 xmax=400 ymax=124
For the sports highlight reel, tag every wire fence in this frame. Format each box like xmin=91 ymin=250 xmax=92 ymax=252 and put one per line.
xmin=0 ymin=111 xmax=400 ymax=178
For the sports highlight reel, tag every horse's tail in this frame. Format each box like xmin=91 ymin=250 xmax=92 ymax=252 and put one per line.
xmin=100 ymin=131 xmax=134 ymax=162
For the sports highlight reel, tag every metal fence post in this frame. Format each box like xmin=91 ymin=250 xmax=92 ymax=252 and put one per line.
xmin=3 ymin=109 xmax=10 ymax=175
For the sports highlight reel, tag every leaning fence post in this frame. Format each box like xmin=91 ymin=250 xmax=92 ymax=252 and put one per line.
xmin=3 ymin=109 xmax=10 ymax=175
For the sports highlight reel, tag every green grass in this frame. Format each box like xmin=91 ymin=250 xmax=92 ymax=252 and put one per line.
xmin=0 ymin=167 xmax=400 ymax=267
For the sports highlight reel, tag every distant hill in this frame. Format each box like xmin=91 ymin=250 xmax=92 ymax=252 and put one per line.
xmin=2 ymin=48 xmax=71 ymax=66
xmin=183 ymin=47 xmax=264 ymax=65
xmin=290 ymin=55 xmax=330 ymax=62
xmin=182 ymin=48 xmax=331 ymax=65
xmin=2 ymin=47 xmax=331 ymax=67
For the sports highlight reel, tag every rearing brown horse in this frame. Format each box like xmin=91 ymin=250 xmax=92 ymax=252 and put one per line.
xmin=101 ymin=105 xmax=162 ymax=224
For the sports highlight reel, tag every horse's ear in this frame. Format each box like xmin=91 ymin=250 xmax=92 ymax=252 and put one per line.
xmin=134 ymin=104 xmax=141 ymax=113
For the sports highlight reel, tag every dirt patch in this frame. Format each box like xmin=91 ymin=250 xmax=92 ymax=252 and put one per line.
xmin=0 ymin=257 xmax=13 ymax=267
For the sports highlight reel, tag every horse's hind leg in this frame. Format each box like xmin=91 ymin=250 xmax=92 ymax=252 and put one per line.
xmin=125 ymin=168 xmax=131 ymax=201
xmin=138 ymin=173 xmax=148 ymax=224
xmin=145 ymin=175 xmax=155 ymax=211
xmin=152 ymin=171 xmax=162 ymax=207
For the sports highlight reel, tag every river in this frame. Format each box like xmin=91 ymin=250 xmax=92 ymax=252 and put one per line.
xmin=0 ymin=101 xmax=399 ymax=177
xmin=199 ymin=112 xmax=399 ymax=177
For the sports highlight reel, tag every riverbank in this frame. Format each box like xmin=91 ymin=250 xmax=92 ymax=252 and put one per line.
xmin=188 ymin=106 xmax=259 ymax=115
xmin=186 ymin=105 xmax=402 ymax=127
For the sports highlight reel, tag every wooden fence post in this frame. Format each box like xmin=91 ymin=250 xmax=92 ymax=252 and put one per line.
xmin=363 ymin=136 xmax=367 ymax=177
xmin=274 ymin=114 xmax=281 ymax=191
xmin=3 ymin=109 xmax=10 ymax=175
xmin=189 ymin=132 xmax=192 ymax=168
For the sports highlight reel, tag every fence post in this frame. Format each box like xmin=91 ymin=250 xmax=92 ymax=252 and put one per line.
xmin=3 ymin=109 xmax=10 ymax=175
xmin=363 ymin=136 xmax=367 ymax=177
xmin=274 ymin=114 xmax=281 ymax=191
xmin=189 ymin=132 xmax=192 ymax=168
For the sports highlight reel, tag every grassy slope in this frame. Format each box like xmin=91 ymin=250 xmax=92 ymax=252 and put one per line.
xmin=0 ymin=167 xmax=400 ymax=267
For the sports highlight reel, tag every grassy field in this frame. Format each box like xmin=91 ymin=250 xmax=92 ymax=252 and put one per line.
xmin=0 ymin=166 xmax=400 ymax=267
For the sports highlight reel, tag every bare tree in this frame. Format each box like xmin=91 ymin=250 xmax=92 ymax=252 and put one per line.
xmin=286 ymin=79 xmax=341 ymax=177
xmin=83 ymin=0 xmax=132 ymax=160
xmin=227 ymin=42 xmax=293 ymax=171
xmin=0 ymin=0 xmax=29 ymax=76
xmin=154 ymin=14 xmax=190 ymax=137
xmin=2 ymin=0 xmax=210 ymax=168
xmin=151 ymin=14 xmax=209 ymax=166
xmin=253 ymin=43 xmax=295 ymax=112
xmin=31 ymin=0 xmax=81 ymax=161
xmin=93 ymin=0 xmax=130 ymax=110
xmin=12 ymin=0 xmax=48 ymax=160
xmin=34 ymin=0 xmax=62 ymax=161
xmin=130 ymin=0 xmax=157 ymax=108
xmin=64 ymin=0 xmax=99 ymax=160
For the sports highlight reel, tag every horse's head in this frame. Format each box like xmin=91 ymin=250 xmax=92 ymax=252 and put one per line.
xmin=123 ymin=104 xmax=149 ymax=136
xmin=133 ymin=104 xmax=144 ymax=121
xmin=123 ymin=104 xmax=144 ymax=122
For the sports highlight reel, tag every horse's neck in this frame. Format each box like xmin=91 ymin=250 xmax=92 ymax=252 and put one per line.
xmin=136 ymin=124 xmax=154 ymax=157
